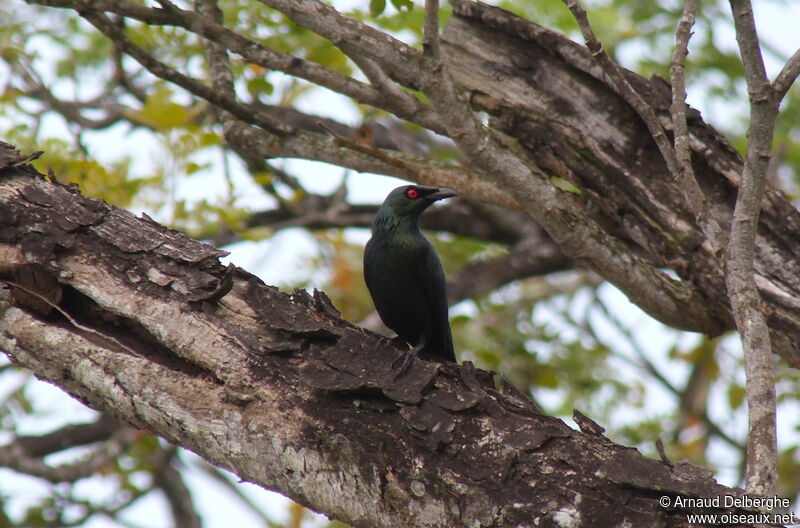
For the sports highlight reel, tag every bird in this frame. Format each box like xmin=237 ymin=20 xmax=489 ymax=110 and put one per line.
xmin=364 ymin=184 xmax=457 ymax=363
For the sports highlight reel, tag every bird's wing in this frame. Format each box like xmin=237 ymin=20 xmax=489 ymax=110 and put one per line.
xmin=363 ymin=238 xmax=375 ymax=293
xmin=417 ymin=241 xmax=455 ymax=361
xmin=419 ymin=242 xmax=448 ymax=317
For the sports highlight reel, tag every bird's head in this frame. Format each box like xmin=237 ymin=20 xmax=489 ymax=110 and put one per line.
xmin=378 ymin=185 xmax=457 ymax=218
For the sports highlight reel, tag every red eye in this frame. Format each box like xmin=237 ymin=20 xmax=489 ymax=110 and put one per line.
xmin=406 ymin=188 xmax=419 ymax=199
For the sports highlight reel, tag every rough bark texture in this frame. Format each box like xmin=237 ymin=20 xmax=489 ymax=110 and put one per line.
xmin=443 ymin=0 xmax=800 ymax=367
xmin=725 ymin=0 xmax=779 ymax=494
xmin=0 ymin=143 xmax=780 ymax=527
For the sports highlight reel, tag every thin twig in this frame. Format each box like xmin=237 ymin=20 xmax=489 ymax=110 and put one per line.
xmin=656 ymin=437 xmax=672 ymax=466
xmin=79 ymin=10 xmax=293 ymax=135
xmin=772 ymin=47 xmax=800 ymax=103
xmin=0 ymin=427 xmax=140 ymax=483
xmin=423 ymin=0 xmax=441 ymax=60
xmin=726 ymin=0 xmax=778 ymax=496
xmin=669 ymin=0 xmax=715 ymax=241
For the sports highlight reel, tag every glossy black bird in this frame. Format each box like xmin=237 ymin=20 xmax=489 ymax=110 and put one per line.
xmin=364 ymin=184 xmax=457 ymax=363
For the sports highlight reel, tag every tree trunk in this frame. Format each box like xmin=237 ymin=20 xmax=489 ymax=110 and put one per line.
xmin=0 ymin=144 xmax=784 ymax=527
xmin=444 ymin=0 xmax=800 ymax=367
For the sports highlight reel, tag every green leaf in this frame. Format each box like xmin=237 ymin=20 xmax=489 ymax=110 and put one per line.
xmin=125 ymin=85 xmax=192 ymax=129
xmin=727 ymin=384 xmax=746 ymax=410
xmin=550 ymin=176 xmax=582 ymax=195
xmin=185 ymin=162 xmax=205 ymax=175
xmin=390 ymin=0 xmax=414 ymax=11
xmin=246 ymin=77 xmax=274 ymax=98
xmin=199 ymin=131 xmax=221 ymax=148
xmin=369 ymin=0 xmax=387 ymax=17
xmin=533 ymin=364 xmax=559 ymax=389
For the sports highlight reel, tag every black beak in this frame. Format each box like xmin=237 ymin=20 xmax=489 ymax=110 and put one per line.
xmin=427 ymin=188 xmax=457 ymax=201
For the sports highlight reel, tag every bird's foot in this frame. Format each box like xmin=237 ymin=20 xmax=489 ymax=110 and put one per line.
xmin=391 ymin=350 xmax=415 ymax=379
xmin=391 ymin=339 xmax=428 ymax=379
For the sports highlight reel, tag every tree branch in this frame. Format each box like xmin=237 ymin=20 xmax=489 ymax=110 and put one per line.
xmin=256 ymin=0 xmax=425 ymax=89
xmin=153 ymin=446 xmax=202 ymax=528
xmin=444 ymin=0 xmax=800 ymax=366
xmin=423 ymin=0 xmax=441 ymax=60
xmin=0 ymin=150 xmax=773 ymax=527
xmin=29 ymin=0 xmax=445 ymax=132
xmin=10 ymin=414 xmax=121 ymax=458
xmin=447 ymin=236 xmax=572 ymax=304
xmin=79 ymin=10 xmax=292 ymax=135
xmin=420 ymin=1 xmax=721 ymax=337
xmin=773 ymin=47 xmax=800 ymax=103
xmin=726 ymin=0 xmax=778 ymax=496
xmin=0 ymin=427 xmax=140 ymax=483
xmin=565 ymin=0 xmax=727 ymax=257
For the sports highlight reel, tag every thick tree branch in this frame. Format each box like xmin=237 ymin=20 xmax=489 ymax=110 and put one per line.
xmin=0 ymin=144 xmax=777 ymax=528
xmin=17 ymin=0 xmax=800 ymax=367
xmin=225 ymin=120 xmax=519 ymax=208
xmin=418 ymin=2 xmax=719 ymax=337
xmin=444 ymin=0 xmax=800 ymax=366
xmin=565 ymin=0 xmax=726 ymax=257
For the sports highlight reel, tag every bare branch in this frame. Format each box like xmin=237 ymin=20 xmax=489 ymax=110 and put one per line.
xmin=0 ymin=428 xmax=140 ymax=483
xmin=110 ymin=20 xmax=149 ymax=103
xmin=31 ymin=0 xmax=445 ymax=134
xmin=562 ymin=1 xmax=680 ymax=179
xmin=423 ymin=0 xmax=441 ymax=60
xmin=194 ymin=0 xmax=235 ymax=98
xmin=153 ymin=447 xmax=202 ymax=528
xmin=0 ymin=163 xmax=766 ymax=527
xmin=447 ymin=236 xmax=571 ymax=303
xmin=12 ymin=414 xmax=121 ymax=458
xmin=256 ymin=0 xmax=423 ymax=83
xmin=669 ymin=0 xmax=718 ymax=242
xmin=78 ymin=10 xmax=293 ymax=135
xmin=6 ymin=54 xmax=130 ymax=129
xmin=223 ymin=120 xmax=519 ymax=209
xmin=773 ymin=47 xmax=800 ymax=103
xmin=726 ymin=0 xmax=778 ymax=496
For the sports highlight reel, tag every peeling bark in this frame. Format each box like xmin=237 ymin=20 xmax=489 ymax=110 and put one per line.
xmin=443 ymin=0 xmax=800 ymax=366
xmin=0 ymin=144 xmax=783 ymax=527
